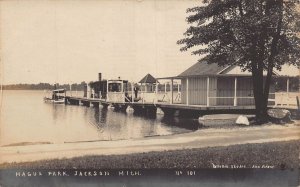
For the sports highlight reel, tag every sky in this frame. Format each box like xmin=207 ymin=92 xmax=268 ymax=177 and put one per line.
xmin=1 ymin=0 xmax=298 ymax=85
xmin=0 ymin=0 xmax=201 ymax=84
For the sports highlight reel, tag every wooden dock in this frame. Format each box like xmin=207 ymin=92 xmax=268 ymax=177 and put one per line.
xmin=64 ymin=96 xmax=299 ymax=118
xmin=65 ymin=96 xmax=276 ymax=117
xmin=156 ymin=103 xmax=257 ymax=117
xmin=65 ymin=96 xmax=157 ymax=113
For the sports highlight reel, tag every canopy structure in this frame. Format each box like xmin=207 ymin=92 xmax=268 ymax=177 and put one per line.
xmin=139 ymin=73 xmax=158 ymax=84
xmin=53 ymin=89 xmax=65 ymax=93
xmin=138 ymin=73 xmax=159 ymax=93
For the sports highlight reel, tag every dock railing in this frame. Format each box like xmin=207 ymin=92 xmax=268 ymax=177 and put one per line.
xmin=107 ymin=92 xmax=125 ymax=103
xmin=203 ymin=92 xmax=299 ymax=108
xmin=155 ymin=91 xmax=181 ymax=104
xmin=156 ymin=92 xmax=170 ymax=103
xmin=128 ymin=91 xmax=182 ymax=104
xmin=206 ymin=96 xmax=254 ymax=106
xmin=206 ymin=93 xmax=276 ymax=107
xmin=274 ymin=92 xmax=300 ymax=108
xmin=67 ymin=89 xmax=297 ymax=108
xmin=137 ymin=91 xmax=156 ymax=103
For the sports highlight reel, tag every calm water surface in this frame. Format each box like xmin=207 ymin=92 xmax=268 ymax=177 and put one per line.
xmin=0 ymin=90 xmax=199 ymax=146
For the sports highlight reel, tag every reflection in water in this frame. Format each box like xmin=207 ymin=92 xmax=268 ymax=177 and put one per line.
xmin=160 ymin=117 xmax=200 ymax=130
xmin=0 ymin=90 xmax=198 ymax=146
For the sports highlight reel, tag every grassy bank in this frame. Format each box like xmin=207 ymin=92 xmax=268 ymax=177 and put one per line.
xmin=1 ymin=140 xmax=299 ymax=169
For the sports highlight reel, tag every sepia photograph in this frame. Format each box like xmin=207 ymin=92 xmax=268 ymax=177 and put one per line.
xmin=0 ymin=0 xmax=299 ymax=186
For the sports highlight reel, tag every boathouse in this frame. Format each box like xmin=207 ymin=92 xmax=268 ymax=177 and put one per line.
xmin=161 ymin=60 xmax=277 ymax=106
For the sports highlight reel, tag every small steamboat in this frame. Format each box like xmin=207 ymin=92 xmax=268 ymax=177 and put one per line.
xmin=44 ymin=89 xmax=66 ymax=104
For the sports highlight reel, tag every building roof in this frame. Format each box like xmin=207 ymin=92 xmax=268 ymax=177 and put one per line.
xmin=273 ymin=64 xmax=299 ymax=77
xmin=177 ymin=60 xmax=299 ymax=78
xmin=139 ymin=73 xmax=157 ymax=84
xmin=178 ymin=61 xmax=228 ymax=77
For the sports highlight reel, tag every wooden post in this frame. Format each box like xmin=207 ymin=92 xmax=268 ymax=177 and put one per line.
xmin=299 ymin=73 xmax=300 ymax=94
xmin=287 ymin=77 xmax=289 ymax=95
xmin=85 ymin=84 xmax=88 ymax=98
xmin=70 ymin=84 xmax=72 ymax=96
xmin=121 ymin=81 xmax=124 ymax=93
xmin=234 ymin=77 xmax=237 ymax=106
xmin=287 ymin=77 xmax=290 ymax=106
xmin=89 ymin=84 xmax=91 ymax=99
xmin=141 ymin=83 xmax=144 ymax=103
xmin=106 ymin=81 xmax=109 ymax=101
xmin=186 ymin=78 xmax=189 ymax=106
xmin=171 ymin=79 xmax=174 ymax=104
xmin=131 ymin=82 xmax=134 ymax=103
xmin=155 ymin=81 xmax=158 ymax=103
xmin=206 ymin=77 xmax=210 ymax=106
xmin=164 ymin=82 xmax=167 ymax=93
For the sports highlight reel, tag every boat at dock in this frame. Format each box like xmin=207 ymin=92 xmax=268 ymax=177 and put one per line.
xmin=44 ymin=89 xmax=66 ymax=104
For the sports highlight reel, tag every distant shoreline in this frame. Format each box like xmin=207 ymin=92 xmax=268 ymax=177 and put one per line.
xmin=2 ymin=89 xmax=84 ymax=91
xmin=1 ymin=83 xmax=86 ymax=91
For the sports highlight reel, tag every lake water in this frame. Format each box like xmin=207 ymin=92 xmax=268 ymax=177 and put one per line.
xmin=0 ymin=90 xmax=199 ymax=146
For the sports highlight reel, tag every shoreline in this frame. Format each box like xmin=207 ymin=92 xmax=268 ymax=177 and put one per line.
xmin=1 ymin=140 xmax=299 ymax=169
xmin=0 ymin=123 xmax=299 ymax=169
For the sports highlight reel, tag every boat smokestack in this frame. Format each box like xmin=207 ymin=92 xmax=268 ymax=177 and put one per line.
xmin=98 ymin=73 xmax=102 ymax=81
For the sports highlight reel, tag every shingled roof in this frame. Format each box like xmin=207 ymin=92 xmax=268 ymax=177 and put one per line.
xmin=139 ymin=73 xmax=157 ymax=84
xmin=177 ymin=61 xmax=229 ymax=77
xmin=177 ymin=59 xmax=298 ymax=78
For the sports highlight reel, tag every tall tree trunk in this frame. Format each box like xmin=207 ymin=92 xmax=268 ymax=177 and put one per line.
xmin=252 ymin=0 xmax=283 ymax=124
xmin=252 ymin=60 xmax=268 ymax=124
xmin=262 ymin=66 xmax=273 ymax=117
xmin=251 ymin=40 xmax=263 ymax=123
xmin=262 ymin=0 xmax=283 ymax=121
xmin=257 ymin=28 xmax=269 ymax=122
xmin=259 ymin=62 xmax=268 ymax=123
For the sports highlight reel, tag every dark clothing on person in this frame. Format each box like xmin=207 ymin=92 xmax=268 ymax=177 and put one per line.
xmin=134 ymin=86 xmax=139 ymax=98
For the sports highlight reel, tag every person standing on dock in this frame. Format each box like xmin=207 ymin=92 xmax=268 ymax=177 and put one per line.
xmin=134 ymin=84 xmax=139 ymax=99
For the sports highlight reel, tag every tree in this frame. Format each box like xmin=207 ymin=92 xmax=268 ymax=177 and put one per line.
xmin=178 ymin=0 xmax=300 ymax=123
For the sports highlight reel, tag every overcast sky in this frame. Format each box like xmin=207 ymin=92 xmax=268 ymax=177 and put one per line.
xmin=0 ymin=0 xmax=202 ymax=84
